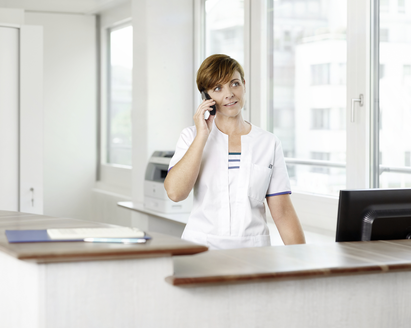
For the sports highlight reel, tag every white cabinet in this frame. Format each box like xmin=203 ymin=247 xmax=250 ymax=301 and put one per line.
xmin=0 ymin=24 xmax=43 ymax=214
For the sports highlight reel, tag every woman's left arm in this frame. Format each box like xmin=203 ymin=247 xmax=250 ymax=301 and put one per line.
xmin=267 ymin=194 xmax=306 ymax=245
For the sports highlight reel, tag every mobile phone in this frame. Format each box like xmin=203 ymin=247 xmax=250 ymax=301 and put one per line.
xmin=201 ymin=91 xmax=216 ymax=116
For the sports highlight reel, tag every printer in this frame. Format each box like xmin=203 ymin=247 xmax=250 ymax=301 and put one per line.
xmin=144 ymin=151 xmax=193 ymax=213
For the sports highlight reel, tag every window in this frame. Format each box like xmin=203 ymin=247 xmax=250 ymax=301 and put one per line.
xmin=280 ymin=0 xmax=294 ymax=17
xmin=380 ymin=64 xmax=385 ymax=79
xmin=268 ymin=0 xmax=346 ymax=196
xmin=198 ymin=0 xmax=411 ymax=224
xmin=405 ymin=151 xmax=411 ymax=167
xmin=284 ymin=150 xmax=296 ymax=178
xmin=403 ymin=64 xmax=411 ymax=83
xmin=337 ymin=108 xmax=346 ymax=130
xmin=311 ymin=108 xmax=330 ymax=130
xmin=274 ymin=108 xmax=294 ymax=129
xmin=335 ymin=63 xmax=347 ymax=85
xmin=381 ymin=0 xmax=389 ymax=12
xmin=107 ymin=25 xmax=133 ymax=166
xmin=379 ymin=111 xmax=383 ymax=130
xmin=311 ymin=152 xmax=330 ymax=174
xmin=380 ymin=28 xmax=389 ymax=42
xmin=203 ymin=0 xmax=246 ymax=119
xmin=311 ymin=64 xmax=330 ymax=85
xmin=398 ymin=0 xmax=405 ymax=13
xmin=274 ymin=66 xmax=295 ymax=85
xmin=378 ymin=3 xmax=411 ymax=189
xmin=307 ymin=0 xmax=321 ymax=14
xmin=205 ymin=0 xmax=244 ymax=67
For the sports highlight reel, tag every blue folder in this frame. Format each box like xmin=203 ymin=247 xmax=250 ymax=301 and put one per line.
xmin=5 ymin=230 xmax=83 ymax=243
xmin=5 ymin=229 xmax=152 ymax=243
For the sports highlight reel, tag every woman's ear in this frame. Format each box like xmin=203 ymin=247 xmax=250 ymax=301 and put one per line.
xmin=243 ymin=79 xmax=246 ymax=93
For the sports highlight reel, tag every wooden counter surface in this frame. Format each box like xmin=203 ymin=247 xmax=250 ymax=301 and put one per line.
xmin=0 ymin=210 xmax=207 ymax=263
xmin=166 ymin=239 xmax=411 ymax=286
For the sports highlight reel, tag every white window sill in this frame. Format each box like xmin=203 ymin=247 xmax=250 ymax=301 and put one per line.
xmin=97 ymin=164 xmax=132 ymax=197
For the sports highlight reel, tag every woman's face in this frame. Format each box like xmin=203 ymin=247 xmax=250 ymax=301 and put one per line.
xmin=208 ymin=70 xmax=245 ymax=118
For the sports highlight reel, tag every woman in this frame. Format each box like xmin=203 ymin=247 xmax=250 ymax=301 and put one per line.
xmin=164 ymin=54 xmax=305 ymax=249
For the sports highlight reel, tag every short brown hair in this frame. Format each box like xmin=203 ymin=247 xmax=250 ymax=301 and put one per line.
xmin=196 ymin=54 xmax=245 ymax=92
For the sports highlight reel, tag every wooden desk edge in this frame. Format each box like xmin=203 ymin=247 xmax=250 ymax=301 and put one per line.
xmin=165 ymin=263 xmax=411 ymax=287
xmin=0 ymin=243 xmax=208 ymax=264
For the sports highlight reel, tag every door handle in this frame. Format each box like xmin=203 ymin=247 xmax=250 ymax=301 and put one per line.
xmin=351 ymin=94 xmax=364 ymax=122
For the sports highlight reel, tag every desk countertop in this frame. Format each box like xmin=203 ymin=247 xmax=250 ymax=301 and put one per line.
xmin=117 ymin=201 xmax=189 ymax=224
xmin=0 ymin=210 xmax=207 ymax=263
xmin=166 ymin=239 xmax=411 ymax=286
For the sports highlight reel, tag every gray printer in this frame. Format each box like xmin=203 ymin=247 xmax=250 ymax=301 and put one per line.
xmin=144 ymin=151 xmax=193 ymax=213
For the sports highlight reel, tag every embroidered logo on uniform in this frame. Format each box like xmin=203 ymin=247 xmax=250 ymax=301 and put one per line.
xmin=269 ymin=164 xmax=273 ymax=169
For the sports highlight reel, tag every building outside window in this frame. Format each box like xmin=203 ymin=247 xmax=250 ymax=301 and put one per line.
xmin=311 ymin=152 xmax=330 ymax=174
xmin=311 ymin=64 xmax=330 ymax=85
xmin=380 ymin=28 xmax=389 ymax=42
xmin=200 ymin=0 xmax=411 ymax=199
xmin=380 ymin=64 xmax=385 ymax=79
xmin=403 ymin=64 xmax=411 ymax=83
xmin=405 ymin=151 xmax=411 ymax=167
xmin=311 ymin=108 xmax=330 ymax=130
xmin=107 ymin=24 xmax=133 ymax=166
xmin=267 ymin=0 xmax=347 ymax=196
xmin=336 ymin=63 xmax=347 ymax=85
xmin=204 ymin=0 xmax=244 ymax=67
xmin=379 ymin=2 xmax=411 ymax=188
xmin=381 ymin=0 xmax=389 ymax=12
xmin=398 ymin=0 xmax=406 ymax=13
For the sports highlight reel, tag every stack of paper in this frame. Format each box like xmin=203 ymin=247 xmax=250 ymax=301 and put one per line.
xmin=47 ymin=227 xmax=145 ymax=240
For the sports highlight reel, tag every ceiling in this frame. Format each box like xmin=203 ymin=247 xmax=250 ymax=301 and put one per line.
xmin=0 ymin=0 xmax=129 ymax=14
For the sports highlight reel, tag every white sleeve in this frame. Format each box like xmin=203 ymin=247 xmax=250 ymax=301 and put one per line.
xmin=266 ymin=137 xmax=291 ymax=197
xmin=168 ymin=126 xmax=196 ymax=171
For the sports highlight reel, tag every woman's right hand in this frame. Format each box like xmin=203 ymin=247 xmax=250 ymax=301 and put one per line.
xmin=166 ymin=100 xmax=215 ymax=202
xmin=193 ymin=99 xmax=216 ymax=140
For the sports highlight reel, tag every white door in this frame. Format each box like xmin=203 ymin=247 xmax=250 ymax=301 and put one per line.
xmin=19 ymin=25 xmax=43 ymax=214
xmin=0 ymin=26 xmax=19 ymax=211
xmin=0 ymin=24 xmax=43 ymax=214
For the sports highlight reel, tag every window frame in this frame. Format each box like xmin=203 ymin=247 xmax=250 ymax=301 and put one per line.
xmin=196 ymin=0 xmax=383 ymax=234
xmin=97 ymin=11 xmax=132 ymax=196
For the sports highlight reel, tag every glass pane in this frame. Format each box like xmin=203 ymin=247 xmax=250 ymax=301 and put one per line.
xmin=205 ymin=0 xmax=244 ymax=66
xmin=108 ymin=25 xmax=133 ymax=166
xmin=267 ymin=0 xmax=347 ymax=196
xmin=379 ymin=1 xmax=411 ymax=188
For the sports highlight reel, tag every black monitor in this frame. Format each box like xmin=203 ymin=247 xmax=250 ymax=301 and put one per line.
xmin=336 ymin=189 xmax=411 ymax=242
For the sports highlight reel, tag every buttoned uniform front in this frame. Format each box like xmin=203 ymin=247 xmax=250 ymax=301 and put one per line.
xmin=168 ymin=120 xmax=291 ymax=250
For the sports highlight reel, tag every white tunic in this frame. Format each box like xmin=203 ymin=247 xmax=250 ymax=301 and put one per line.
xmin=168 ymin=120 xmax=291 ymax=250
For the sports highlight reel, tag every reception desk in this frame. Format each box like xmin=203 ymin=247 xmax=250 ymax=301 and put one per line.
xmin=0 ymin=210 xmax=206 ymax=328
xmin=1 ymin=210 xmax=411 ymax=328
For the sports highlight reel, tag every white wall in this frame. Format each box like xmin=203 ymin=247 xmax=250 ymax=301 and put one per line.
xmin=0 ymin=8 xmax=24 ymax=24
xmin=100 ymin=0 xmax=131 ymax=27
xmin=132 ymin=0 xmax=194 ymax=205
xmin=25 ymin=12 xmax=97 ymax=220
xmin=130 ymin=0 xmax=194 ymax=230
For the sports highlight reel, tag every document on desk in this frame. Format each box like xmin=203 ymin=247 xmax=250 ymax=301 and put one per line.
xmin=47 ymin=227 xmax=145 ymax=240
